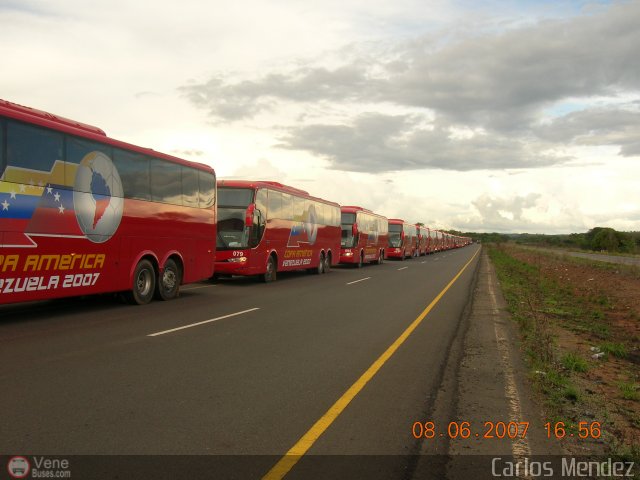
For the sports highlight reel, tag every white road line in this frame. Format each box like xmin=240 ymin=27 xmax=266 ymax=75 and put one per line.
xmin=397 ymin=267 xmax=408 ymax=271
xmin=148 ymin=308 xmax=260 ymax=337
xmin=488 ymin=267 xmax=532 ymax=463
xmin=181 ymin=284 xmax=216 ymax=291
xmin=346 ymin=277 xmax=371 ymax=285
xmin=421 ymin=261 xmax=427 ymax=264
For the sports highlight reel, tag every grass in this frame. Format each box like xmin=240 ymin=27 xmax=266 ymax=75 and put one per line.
xmin=486 ymin=243 xmax=640 ymax=463
xmin=600 ymin=342 xmax=628 ymax=359
xmin=619 ymin=382 xmax=639 ymax=401
xmin=561 ymin=352 xmax=589 ymax=373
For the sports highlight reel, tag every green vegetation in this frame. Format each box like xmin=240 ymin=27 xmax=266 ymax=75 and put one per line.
xmin=561 ymin=353 xmax=589 ymax=373
xmin=618 ymin=381 xmax=639 ymax=401
xmin=455 ymin=227 xmax=640 ymax=254
xmin=488 ymin=243 xmax=639 ymax=465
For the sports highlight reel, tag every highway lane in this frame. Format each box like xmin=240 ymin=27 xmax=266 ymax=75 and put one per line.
xmin=0 ymin=245 xmax=480 ymax=478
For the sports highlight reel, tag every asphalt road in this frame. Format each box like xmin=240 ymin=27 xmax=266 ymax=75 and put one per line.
xmin=0 ymin=245 xmax=506 ymax=478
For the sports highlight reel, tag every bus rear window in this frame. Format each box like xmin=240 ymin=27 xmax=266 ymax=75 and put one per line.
xmin=218 ymin=187 xmax=254 ymax=207
xmin=341 ymin=213 xmax=356 ymax=225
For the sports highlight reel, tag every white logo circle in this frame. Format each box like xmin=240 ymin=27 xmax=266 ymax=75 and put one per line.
xmin=7 ymin=456 xmax=30 ymax=479
xmin=73 ymin=151 xmax=124 ymax=243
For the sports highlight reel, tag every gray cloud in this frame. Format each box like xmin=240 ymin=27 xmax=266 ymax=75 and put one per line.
xmin=278 ymin=112 xmax=568 ymax=172
xmin=535 ymin=106 xmax=640 ymax=155
xmin=181 ymin=1 xmax=640 ymax=172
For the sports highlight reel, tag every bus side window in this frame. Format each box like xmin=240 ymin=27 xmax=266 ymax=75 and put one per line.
xmin=150 ymin=159 xmax=182 ymax=205
xmin=113 ymin=149 xmax=150 ymax=201
xmin=256 ymin=188 xmax=268 ymax=218
xmin=5 ymin=120 xmax=64 ymax=186
xmin=182 ymin=167 xmax=199 ymax=207
xmin=268 ymin=190 xmax=282 ymax=220
xmin=66 ymin=137 xmax=113 ymax=193
xmin=198 ymin=171 xmax=216 ymax=208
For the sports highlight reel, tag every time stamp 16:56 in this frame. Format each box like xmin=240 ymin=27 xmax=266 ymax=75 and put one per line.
xmin=412 ymin=421 xmax=602 ymax=440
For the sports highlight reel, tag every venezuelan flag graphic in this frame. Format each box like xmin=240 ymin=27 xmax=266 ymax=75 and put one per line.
xmin=287 ymin=222 xmax=311 ymax=247
xmin=0 ymin=161 xmax=83 ymax=248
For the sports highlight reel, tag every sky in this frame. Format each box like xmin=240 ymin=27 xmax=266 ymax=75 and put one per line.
xmin=1 ymin=0 xmax=639 ymax=234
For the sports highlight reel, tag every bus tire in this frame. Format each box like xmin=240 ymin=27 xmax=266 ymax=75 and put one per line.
xmin=127 ymin=259 xmax=156 ymax=305
xmin=156 ymin=258 xmax=181 ymax=301
xmin=309 ymin=253 xmax=324 ymax=274
xmin=261 ymin=255 xmax=277 ymax=283
xmin=323 ymin=252 xmax=332 ymax=273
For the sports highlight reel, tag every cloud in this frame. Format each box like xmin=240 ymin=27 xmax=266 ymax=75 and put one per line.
xmin=277 ymin=112 xmax=568 ymax=172
xmin=180 ymin=1 xmax=640 ymax=174
xmin=535 ymin=106 xmax=640 ymax=156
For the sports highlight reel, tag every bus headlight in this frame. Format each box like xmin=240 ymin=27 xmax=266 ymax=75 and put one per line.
xmin=343 ymin=250 xmax=353 ymax=257
xmin=228 ymin=257 xmax=248 ymax=263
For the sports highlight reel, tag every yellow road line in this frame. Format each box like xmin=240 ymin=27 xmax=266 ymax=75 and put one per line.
xmin=262 ymin=247 xmax=481 ymax=480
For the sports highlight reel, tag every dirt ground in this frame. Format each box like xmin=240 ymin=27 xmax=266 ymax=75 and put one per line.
xmin=502 ymin=245 xmax=639 ymax=456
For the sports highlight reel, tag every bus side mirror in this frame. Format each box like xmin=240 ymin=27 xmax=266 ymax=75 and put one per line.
xmin=245 ymin=204 xmax=255 ymax=227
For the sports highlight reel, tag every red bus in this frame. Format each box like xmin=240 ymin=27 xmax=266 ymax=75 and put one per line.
xmin=215 ymin=180 xmax=340 ymax=282
xmin=0 ymin=99 xmax=217 ymax=305
xmin=427 ymin=228 xmax=437 ymax=253
xmin=386 ymin=219 xmax=416 ymax=260
xmin=339 ymin=206 xmax=388 ymax=267
xmin=416 ymin=224 xmax=429 ymax=256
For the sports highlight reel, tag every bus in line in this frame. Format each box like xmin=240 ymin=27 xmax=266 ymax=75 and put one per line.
xmin=416 ymin=224 xmax=429 ymax=256
xmin=339 ymin=206 xmax=388 ymax=267
xmin=0 ymin=99 xmax=217 ymax=305
xmin=386 ymin=219 xmax=417 ymax=260
xmin=215 ymin=180 xmax=341 ymax=282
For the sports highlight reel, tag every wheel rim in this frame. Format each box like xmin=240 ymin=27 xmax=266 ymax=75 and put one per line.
xmin=162 ymin=269 xmax=177 ymax=291
xmin=137 ymin=269 xmax=152 ymax=296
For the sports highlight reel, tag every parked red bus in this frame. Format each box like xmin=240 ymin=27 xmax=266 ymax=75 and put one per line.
xmin=215 ymin=180 xmax=340 ymax=282
xmin=339 ymin=206 xmax=388 ymax=267
xmin=386 ymin=219 xmax=416 ymax=260
xmin=416 ymin=225 xmax=429 ymax=256
xmin=0 ymin=99 xmax=217 ymax=305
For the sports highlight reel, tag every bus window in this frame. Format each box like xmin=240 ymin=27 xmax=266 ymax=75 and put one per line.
xmin=113 ymin=149 xmax=150 ymax=201
xmin=341 ymin=212 xmax=356 ymax=248
xmin=256 ymin=188 xmax=268 ymax=218
xmin=150 ymin=159 xmax=182 ymax=205
xmin=268 ymin=190 xmax=283 ymax=220
xmin=198 ymin=171 xmax=216 ymax=208
xmin=5 ymin=120 xmax=64 ymax=185
xmin=182 ymin=167 xmax=199 ymax=207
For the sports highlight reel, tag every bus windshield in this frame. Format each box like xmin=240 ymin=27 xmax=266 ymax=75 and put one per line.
xmin=389 ymin=224 xmax=403 ymax=247
xmin=341 ymin=213 xmax=356 ymax=248
xmin=216 ymin=188 xmax=254 ymax=249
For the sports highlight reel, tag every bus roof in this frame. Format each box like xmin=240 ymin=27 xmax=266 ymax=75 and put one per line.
xmin=0 ymin=98 xmax=214 ymax=173
xmin=217 ymin=180 xmax=340 ymax=207
xmin=388 ymin=218 xmax=408 ymax=224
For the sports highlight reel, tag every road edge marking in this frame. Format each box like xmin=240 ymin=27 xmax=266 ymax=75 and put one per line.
xmin=147 ymin=307 xmax=260 ymax=337
xmin=262 ymin=247 xmax=481 ymax=480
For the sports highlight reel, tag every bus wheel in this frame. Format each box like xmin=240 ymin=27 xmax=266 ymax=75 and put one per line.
xmin=262 ymin=255 xmax=277 ymax=283
xmin=127 ymin=259 xmax=156 ymax=305
xmin=156 ymin=259 xmax=181 ymax=301
xmin=310 ymin=253 xmax=324 ymax=274
xmin=323 ymin=253 xmax=332 ymax=273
